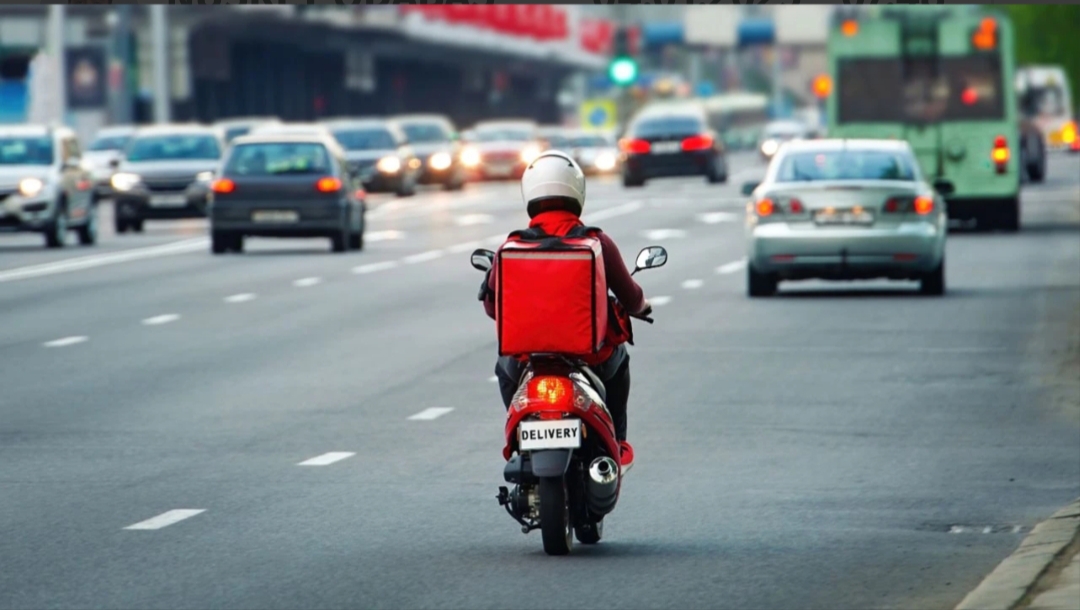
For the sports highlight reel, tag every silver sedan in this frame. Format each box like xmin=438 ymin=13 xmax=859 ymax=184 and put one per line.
xmin=742 ymin=139 xmax=948 ymax=297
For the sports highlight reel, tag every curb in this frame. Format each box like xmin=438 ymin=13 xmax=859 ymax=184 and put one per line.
xmin=955 ymin=499 xmax=1080 ymax=610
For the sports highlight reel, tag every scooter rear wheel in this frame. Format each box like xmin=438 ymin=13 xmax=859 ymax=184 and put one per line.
xmin=539 ymin=477 xmax=572 ymax=555
xmin=574 ymin=519 xmax=603 ymax=544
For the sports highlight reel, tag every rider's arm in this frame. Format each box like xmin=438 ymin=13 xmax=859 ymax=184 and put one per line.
xmin=481 ymin=258 xmax=497 ymax=320
xmin=598 ymin=233 xmax=647 ymax=315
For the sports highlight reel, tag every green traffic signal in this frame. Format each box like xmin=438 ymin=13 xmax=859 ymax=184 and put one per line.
xmin=608 ymin=57 xmax=638 ymax=86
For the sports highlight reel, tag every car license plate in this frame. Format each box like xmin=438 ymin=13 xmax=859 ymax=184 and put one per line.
xmin=149 ymin=194 xmax=187 ymax=207
xmin=651 ymin=141 xmax=680 ymax=154
xmin=519 ymin=419 xmax=581 ymax=451
xmin=487 ymin=164 xmax=513 ymax=176
xmin=252 ymin=210 xmax=299 ymax=223
xmin=814 ymin=208 xmax=874 ymax=226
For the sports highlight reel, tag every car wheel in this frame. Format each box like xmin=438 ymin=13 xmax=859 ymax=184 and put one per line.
xmin=349 ymin=229 xmax=363 ymax=250
xmin=77 ymin=205 xmax=98 ymax=246
xmin=396 ymin=177 xmax=416 ymax=198
xmin=211 ymin=230 xmax=229 ymax=255
xmin=1029 ymin=146 xmax=1046 ymax=183
xmin=331 ymin=228 xmax=348 ymax=253
xmin=45 ymin=205 xmax=68 ymax=249
xmin=707 ymin=158 xmax=727 ymax=184
xmin=747 ymin=265 xmax=778 ymax=297
xmin=229 ymin=234 xmax=244 ymax=254
xmin=114 ymin=217 xmax=129 ymax=234
xmin=131 ymin=219 xmax=145 ymax=233
xmin=920 ymin=258 xmax=946 ymax=296
xmin=623 ymin=173 xmax=644 ymax=188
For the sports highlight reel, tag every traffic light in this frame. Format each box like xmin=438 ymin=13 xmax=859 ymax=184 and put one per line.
xmin=608 ymin=26 xmax=639 ymax=87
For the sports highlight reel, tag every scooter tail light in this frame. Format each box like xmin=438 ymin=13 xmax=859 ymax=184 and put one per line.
xmin=526 ymin=376 xmax=574 ymax=409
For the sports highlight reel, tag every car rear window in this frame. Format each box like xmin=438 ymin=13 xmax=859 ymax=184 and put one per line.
xmin=632 ymin=116 xmax=704 ymax=138
xmin=224 ymin=142 xmax=332 ymax=176
xmin=570 ymin=135 xmax=610 ymax=147
xmin=542 ymin=134 xmax=572 ymax=148
xmin=474 ymin=129 xmax=533 ymax=142
xmin=332 ymin=128 xmax=396 ymax=151
xmin=126 ymin=134 xmax=221 ymax=162
xmin=775 ymin=150 xmax=918 ymax=182
xmin=89 ymin=135 xmax=131 ymax=151
xmin=400 ymin=123 xmax=449 ymax=144
xmin=0 ymin=136 xmax=54 ymax=165
xmin=838 ymin=56 xmax=1005 ymax=123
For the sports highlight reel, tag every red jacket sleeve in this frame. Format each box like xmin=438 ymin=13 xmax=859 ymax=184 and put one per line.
xmin=483 ymin=257 xmax=497 ymax=320
xmin=598 ymin=232 xmax=647 ymax=314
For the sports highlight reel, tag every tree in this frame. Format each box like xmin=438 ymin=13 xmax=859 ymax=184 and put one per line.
xmin=1005 ymin=5 xmax=1080 ymax=108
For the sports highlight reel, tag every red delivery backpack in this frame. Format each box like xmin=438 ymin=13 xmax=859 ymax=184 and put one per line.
xmin=496 ymin=225 xmax=609 ymax=357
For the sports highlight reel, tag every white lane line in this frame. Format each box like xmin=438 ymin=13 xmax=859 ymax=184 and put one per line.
xmin=716 ymin=258 xmax=748 ymax=274
xmin=293 ymin=277 xmax=322 ymax=288
xmin=484 ymin=234 xmax=507 ymax=246
xmin=488 ymin=375 xmax=499 ymax=383
xmin=447 ymin=240 xmax=484 ymax=254
xmin=729 ymin=167 xmax=762 ymax=186
xmin=698 ymin=212 xmax=740 ymax=224
xmin=582 ymin=200 xmax=643 ymax=223
xmin=224 ymin=293 xmax=256 ymax=303
xmin=352 ymin=260 xmax=399 ymax=275
xmin=408 ymin=407 xmax=454 ymax=421
xmin=0 ymin=238 xmax=208 ymax=284
xmin=642 ymin=228 xmax=687 ymax=240
xmin=364 ymin=230 xmax=406 ymax=242
xmin=124 ymin=509 xmax=206 ymax=530
xmin=298 ymin=452 xmax=356 ymax=466
xmin=454 ymin=214 xmax=495 ymax=226
xmin=681 ymin=279 xmax=704 ymax=290
xmin=403 ymin=249 xmax=445 ymax=264
xmin=142 ymin=314 xmax=180 ymax=326
xmin=651 ymin=296 xmax=673 ymax=307
xmin=43 ymin=336 xmax=88 ymax=348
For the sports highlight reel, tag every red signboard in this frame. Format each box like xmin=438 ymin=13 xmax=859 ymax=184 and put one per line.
xmin=401 ymin=5 xmax=580 ymax=45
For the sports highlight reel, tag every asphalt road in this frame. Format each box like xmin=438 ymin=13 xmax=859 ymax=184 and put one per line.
xmin=2 ymin=151 xmax=1078 ymax=610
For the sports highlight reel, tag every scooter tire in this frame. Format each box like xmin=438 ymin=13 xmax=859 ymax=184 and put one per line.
xmin=539 ymin=476 xmax=572 ymax=556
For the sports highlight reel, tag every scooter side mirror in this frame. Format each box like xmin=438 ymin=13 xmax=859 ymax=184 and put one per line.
xmin=633 ymin=246 xmax=667 ymax=274
xmin=471 ymin=248 xmax=495 ymax=272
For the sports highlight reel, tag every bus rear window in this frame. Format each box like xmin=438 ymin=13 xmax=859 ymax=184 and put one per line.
xmin=838 ymin=56 xmax=1005 ymax=123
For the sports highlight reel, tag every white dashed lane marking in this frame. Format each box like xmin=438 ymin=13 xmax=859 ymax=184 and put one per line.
xmin=681 ymin=279 xmax=704 ymax=290
xmin=293 ymin=277 xmax=322 ymax=287
xmin=448 ymin=241 xmax=484 ymax=254
xmin=298 ymin=452 xmax=355 ymax=466
xmin=716 ymin=258 xmax=748 ymax=274
xmin=488 ymin=375 xmax=499 ymax=383
xmin=364 ymin=230 xmax=406 ymax=242
xmin=0 ymin=238 xmax=208 ymax=284
xmin=142 ymin=314 xmax=180 ymax=326
xmin=224 ymin=293 xmax=257 ymax=303
xmin=124 ymin=509 xmax=205 ymax=530
xmin=408 ymin=407 xmax=454 ymax=421
xmin=454 ymin=214 xmax=495 ymax=226
xmin=698 ymin=212 xmax=740 ymax=224
xmin=43 ymin=336 xmax=88 ymax=348
xmin=403 ymin=250 xmax=445 ymax=264
xmin=642 ymin=229 xmax=687 ymax=240
xmin=352 ymin=261 xmax=399 ymax=275
xmin=650 ymin=296 xmax=673 ymax=307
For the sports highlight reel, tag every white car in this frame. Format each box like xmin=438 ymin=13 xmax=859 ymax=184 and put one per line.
xmin=743 ymin=139 xmax=948 ymax=297
xmin=85 ymin=125 xmax=136 ymax=196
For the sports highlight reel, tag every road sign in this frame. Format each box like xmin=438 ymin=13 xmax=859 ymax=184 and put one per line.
xmin=580 ymin=99 xmax=616 ymax=131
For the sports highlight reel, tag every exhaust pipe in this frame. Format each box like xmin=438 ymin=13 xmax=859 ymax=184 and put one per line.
xmin=585 ymin=456 xmax=619 ymax=515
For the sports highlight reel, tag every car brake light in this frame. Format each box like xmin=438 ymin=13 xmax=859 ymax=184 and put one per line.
xmin=756 ymin=199 xmax=775 ymax=217
xmin=316 ymin=177 xmax=342 ymax=193
xmin=884 ymin=198 xmax=900 ymax=213
xmin=211 ymin=178 xmax=235 ymax=194
xmin=681 ymin=134 xmax=713 ymax=152
xmin=527 ymin=376 xmax=573 ymax=408
xmin=787 ymin=199 xmax=805 ymax=214
xmin=620 ymin=138 xmax=651 ymax=154
xmin=913 ymin=196 xmax=934 ymax=215
xmin=354 ymin=189 xmax=367 ymax=200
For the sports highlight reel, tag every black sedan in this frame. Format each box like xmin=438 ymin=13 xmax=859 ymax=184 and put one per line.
xmin=619 ymin=110 xmax=728 ymax=188
xmin=393 ymin=114 xmax=466 ymax=191
xmin=206 ymin=134 xmax=366 ymax=254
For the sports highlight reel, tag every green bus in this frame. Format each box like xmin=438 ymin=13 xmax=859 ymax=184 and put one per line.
xmin=825 ymin=6 xmax=1022 ymax=231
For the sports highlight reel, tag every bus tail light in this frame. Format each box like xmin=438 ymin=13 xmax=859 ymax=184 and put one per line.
xmin=840 ymin=20 xmax=859 ymax=37
xmin=992 ymin=136 xmax=1009 ymax=173
xmin=972 ymin=17 xmax=997 ymax=50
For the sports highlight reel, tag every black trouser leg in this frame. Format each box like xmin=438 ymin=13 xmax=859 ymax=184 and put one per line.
xmin=495 ymin=356 xmax=523 ymax=410
xmin=602 ymin=357 xmax=631 ymax=442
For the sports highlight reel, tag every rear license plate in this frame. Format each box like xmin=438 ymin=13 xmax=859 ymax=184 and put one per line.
xmin=487 ymin=164 xmax=513 ymax=176
xmin=651 ymin=141 xmax=680 ymax=154
xmin=814 ymin=209 xmax=874 ymax=226
xmin=519 ymin=419 xmax=581 ymax=451
xmin=252 ymin=210 xmax=299 ymax=223
xmin=149 ymin=194 xmax=187 ymax=207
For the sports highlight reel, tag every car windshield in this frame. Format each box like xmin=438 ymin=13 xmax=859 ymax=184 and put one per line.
xmin=224 ymin=142 xmax=332 ymax=176
xmin=332 ymin=128 xmax=396 ymax=151
xmin=400 ymin=123 xmax=449 ymax=144
xmin=632 ymin=116 xmax=704 ymax=138
xmin=765 ymin=124 xmax=805 ymax=138
xmin=0 ymin=136 xmax=54 ymax=165
xmin=126 ymin=134 xmax=221 ymax=162
xmin=775 ymin=150 xmax=918 ymax=182
xmin=570 ymin=135 xmax=610 ymax=147
xmin=474 ymin=129 xmax=532 ymax=142
xmin=542 ymin=134 xmax=572 ymax=148
xmin=89 ymin=135 xmax=131 ymax=151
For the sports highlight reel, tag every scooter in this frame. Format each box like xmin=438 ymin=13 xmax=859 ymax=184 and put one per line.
xmin=470 ymin=245 xmax=668 ymax=555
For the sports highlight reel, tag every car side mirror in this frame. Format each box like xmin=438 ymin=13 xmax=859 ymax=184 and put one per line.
xmin=741 ymin=181 xmax=760 ymax=196
xmin=471 ymin=248 xmax=494 ymax=272
xmin=633 ymin=246 xmax=667 ymax=275
xmin=933 ymin=179 xmax=955 ymax=197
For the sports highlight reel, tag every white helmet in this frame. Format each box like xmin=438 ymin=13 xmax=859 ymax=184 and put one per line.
xmin=521 ymin=150 xmax=586 ymax=217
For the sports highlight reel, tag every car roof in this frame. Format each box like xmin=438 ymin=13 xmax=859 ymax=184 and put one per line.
xmin=779 ymin=138 xmax=913 ymax=153
xmin=133 ymin=123 xmax=222 ymax=137
xmin=214 ymin=117 xmax=281 ymax=127
xmin=230 ymin=133 xmax=343 ymax=151
xmin=93 ymin=125 xmax=138 ymax=138
xmin=321 ymin=118 xmax=391 ymax=129
xmin=0 ymin=124 xmax=55 ymax=137
xmin=251 ymin=123 xmax=332 ymax=134
xmin=393 ymin=114 xmax=452 ymax=125
xmin=473 ymin=120 xmax=537 ymax=130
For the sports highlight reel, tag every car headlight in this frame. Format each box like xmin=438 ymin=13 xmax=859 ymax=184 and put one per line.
xmin=195 ymin=171 xmax=215 ymax=183
xmin=429 ymin=152 xmax=452 ymax=171
xmin=460 ymin=147 xmax=481 ymax=168
xmin=18 ymin=177 xmax=45 ymax=198
xmin=594 ymin=152 xmax=617 ymax=171
xmin=377 ymin=156 xmax=402 ymax=174
xmin=761 ymin=139 xmax=779 ymax=157
xmin=110 ymin=172 xmax=142 ymax=192
xmin=521 ymin=145 xmax=541 ymax=164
